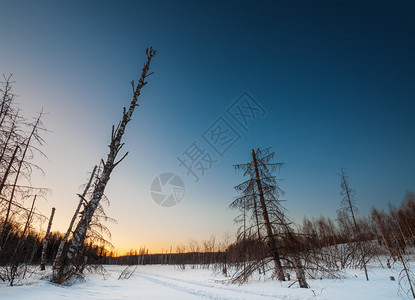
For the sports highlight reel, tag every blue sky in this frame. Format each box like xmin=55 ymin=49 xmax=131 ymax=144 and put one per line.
xmin=1 ymin=0 xmax=414 ymax=252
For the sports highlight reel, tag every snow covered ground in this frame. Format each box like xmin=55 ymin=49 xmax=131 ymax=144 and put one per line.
xmin=0 ymin=263 xmax=409 ymax=299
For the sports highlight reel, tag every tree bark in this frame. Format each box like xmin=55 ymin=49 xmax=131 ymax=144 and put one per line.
xmin=252 ymin=149 xmax=285 ymax=281
xmin=54 ymin=48 xmax=157 ymax=283
xmin=252 ymin=188 xmax=266 ymax=276
xmin=293 ymin=256 xmax=308 ymax=288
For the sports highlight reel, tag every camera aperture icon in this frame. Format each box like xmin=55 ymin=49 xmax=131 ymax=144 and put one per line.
xmin=150 ymin=172 xmax=185 ymax=207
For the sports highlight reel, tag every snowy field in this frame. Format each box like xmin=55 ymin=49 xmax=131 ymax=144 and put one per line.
xmin=0 ymin=263 xmax=409 ymax=299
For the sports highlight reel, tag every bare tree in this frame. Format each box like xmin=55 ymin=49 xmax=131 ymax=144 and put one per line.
xmin=52 ymin=47 xmax=157 ymax=284
xmin=232 ymin=148 xmax=285 ymax=282
xmin=339 ymin=168 xmax=369 ymax=280
xmin=231 ymin=147 xmax=308 ymax=287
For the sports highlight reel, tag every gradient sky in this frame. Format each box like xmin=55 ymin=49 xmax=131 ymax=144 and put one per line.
xmin=1 ymin=0 xmax=414 ymax=253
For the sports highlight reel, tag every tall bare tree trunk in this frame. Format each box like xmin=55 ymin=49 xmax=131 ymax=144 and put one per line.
xmin=252 ymin=149 xmax=285 ymax=281
xmin=40 ymin=207 xmax=55 ymax=270
xmin=53 ymin=48 xmax=157 ymax=283
xmin=341 ymin=170 xmax=369 ymax=280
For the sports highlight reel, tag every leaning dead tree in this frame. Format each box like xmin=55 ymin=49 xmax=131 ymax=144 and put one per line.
xmin=251 ymin=148 xmax=285 ymax=281
xmin=52 ymin=47 xmax=157 ymax=284
xmin=338 ymin=168 xmax=369 ymax=281
xmin=231 ymin=147 xmax=308 ymax=288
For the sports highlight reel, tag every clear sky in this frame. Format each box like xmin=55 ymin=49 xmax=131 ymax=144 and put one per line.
xmin=1 ymin=0 xmax=414 ymax=253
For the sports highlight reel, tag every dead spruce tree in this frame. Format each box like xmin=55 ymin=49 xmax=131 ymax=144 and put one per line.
xmin=338 ymin=168 xmax=369 ymax=280
xmin=52 ymin=47 xmax=157 ymax=284
xmin=231 ymin=147 xmax=308 ymax=287
xmin=232 ymin=148 xmax=285 ymax=282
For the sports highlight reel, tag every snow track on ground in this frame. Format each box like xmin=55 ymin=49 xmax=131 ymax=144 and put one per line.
xmin=136 ymin=271 xmax=295 ymax=300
